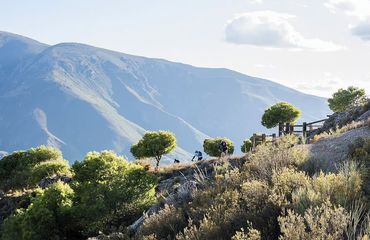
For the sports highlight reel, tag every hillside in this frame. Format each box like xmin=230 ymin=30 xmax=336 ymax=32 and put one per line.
xmin=0 ymin=31 xmax=330 ymax=163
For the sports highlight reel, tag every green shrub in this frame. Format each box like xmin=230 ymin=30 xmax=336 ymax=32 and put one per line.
xmin=29 ymin=160 xmax=72 ymax=186
xmin=261 ymin=102 xmax=301 ymax=129
xmin=241 ymin=139 xmax=253 ymax=153
xmin=72 ymin=151 xmax=157 ymax=236
xmin=328 ymin=86 xmax=368 ymax=112
xmin=0 ymin=146 xmax=70 ymax=192
xmin=203 ymin=137 xmax=234 ymax=157
xmin=1 ymin=182 xmax=76 ymax=240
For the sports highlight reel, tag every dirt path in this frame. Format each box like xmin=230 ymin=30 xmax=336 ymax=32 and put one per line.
xmin=306 ymin=127 xmax=370 ymax=172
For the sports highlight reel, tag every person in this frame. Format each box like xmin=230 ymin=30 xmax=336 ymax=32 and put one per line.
xmin=219 ymin=140 xmax=228 ymax=157
xmin=192 ymin=150 xmax=203 ymax=161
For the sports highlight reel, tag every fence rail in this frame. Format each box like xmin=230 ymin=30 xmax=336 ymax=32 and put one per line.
xmin=251 ymin=117 xmax=329 ymax=149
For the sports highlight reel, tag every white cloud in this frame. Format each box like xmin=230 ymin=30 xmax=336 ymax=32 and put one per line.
xmin=225 ymin=11 xmax=344 ymax=51
xmin=296 ymin=72 xmax=345 ymax=97
xmin=249 ymin=0 xmax=263 ymax=3
xmin=325 ymin=0 xmax=370 ymax=20
xmin=351 ymin=21 xmax=370 ymax=40
xmin=325 ymin=0 xmax=370 ymax=41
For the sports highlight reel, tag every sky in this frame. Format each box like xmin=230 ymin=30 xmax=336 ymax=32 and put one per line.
xmin=1 ymin=0 xmax=370 ymax=97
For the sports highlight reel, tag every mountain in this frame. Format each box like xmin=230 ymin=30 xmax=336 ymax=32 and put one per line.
xmin=0 ymin=31 xmax=331 ymax=163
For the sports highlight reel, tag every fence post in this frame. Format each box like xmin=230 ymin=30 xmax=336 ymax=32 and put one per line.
xmin=252 ymin=133 xmax=257 ymax=150
xmin=303 ymin=122 xmax=307 ymax=138
xmin=262 ymin=134 xmax=266 ymax=143
xmin=278 ymin=123 xmax=283 ymax=137
xmin=285 ymin=123 xmax=290 ymax=135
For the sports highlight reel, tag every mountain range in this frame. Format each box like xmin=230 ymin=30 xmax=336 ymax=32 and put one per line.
xmin=0 ymin=31 xmax=330 ymax=163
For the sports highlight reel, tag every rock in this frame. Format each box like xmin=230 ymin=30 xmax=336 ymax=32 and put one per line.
xmin=128 ymin=180 xmax=198 ymax=232
xmin=38 ymin=175 xmax=72 ymax=189
xmin=357 ymin=109 xmax=370 ymax=121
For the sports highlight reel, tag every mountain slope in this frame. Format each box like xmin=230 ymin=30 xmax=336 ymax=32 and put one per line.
xmin=0 ymin=31 xmax=330 ymax=163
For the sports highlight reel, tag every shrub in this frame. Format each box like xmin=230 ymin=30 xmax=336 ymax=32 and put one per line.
xmin=244 ymin=137 xmax=308 ymax=183
xmin=72 ymin=151 xmax=157 ymax=236
xmin=140 ymin=205 xmax=187 ymax=240
xmin=131 ymin=131 xmax=177 ymax=169
xmin=261 ymin=102 xmax=301 ymax=129
xmin=1 ymin=182 xmax=76 ymax=240
xmin=203 ymin=137 xmax=234 ymax=157
xmin=29 ymin=160 xmax=72 ymax=186
xmin=279 ymin=201 xmax=349 ymax=240
xmin=292 ymin=162 xmax=363 ymax=212
xmin=241 ymin=139 xmax=253 ymax=153
xmin=270 ymin=168 xmax=310 ymax=207
xmin=0 ymin=146 xmax=70 ymax=192
xmin=328 ymin=86 xmax=368 ymax=112
xmin=232 ymin=228 xmax=261 ymax=240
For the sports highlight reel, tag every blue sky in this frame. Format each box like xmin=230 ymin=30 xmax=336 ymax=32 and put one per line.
xmin=1 ymin=0 xmax=370 ymax=97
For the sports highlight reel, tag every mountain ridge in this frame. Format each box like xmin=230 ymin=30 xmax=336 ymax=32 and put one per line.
xmin=0 ymin=31 xmax=331 ymax=163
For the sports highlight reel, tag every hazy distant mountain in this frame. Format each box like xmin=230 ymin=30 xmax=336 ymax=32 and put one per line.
xmin=0 ymin=31 xmax=330 ymax=163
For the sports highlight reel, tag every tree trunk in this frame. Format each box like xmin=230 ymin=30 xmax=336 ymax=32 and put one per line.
xmin=155 ymin=156 xmax=161 ymax=171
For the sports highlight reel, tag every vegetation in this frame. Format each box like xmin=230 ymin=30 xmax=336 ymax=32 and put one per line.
xmin=2 ymin=93 xmax=370 ymax=239
xmin=0 ymin=149 xmax=157 ymax=239
xmin=138 ymin=136 xmax=369 ymax=239
xmin=2 ymin=182 xmax=75 ymax=240
xmin=241 ymin=139 xmax=252 ymax=153
xmin=261 ymin=102 xmax=301 ymax=129
xmin=203 ymin=137 xmax=234 ymax=157
xmin=131 ymin=131 xmax=177 ymax=169
xmin=328 ymin=86 xmax=368 ymax=112
xmin=0 ymin=146 xmax=71 ymax=192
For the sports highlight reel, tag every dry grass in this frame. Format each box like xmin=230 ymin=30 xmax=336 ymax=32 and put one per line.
xmin=312 ymin=117 xmax=370 ymax=143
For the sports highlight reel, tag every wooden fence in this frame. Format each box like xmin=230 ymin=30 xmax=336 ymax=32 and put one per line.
xmin=278 ymin=118 xmax=327 ymax=138
xmin=251 ymin=118 xmax=328 ymax=149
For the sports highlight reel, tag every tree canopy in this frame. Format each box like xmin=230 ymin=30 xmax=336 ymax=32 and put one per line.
xmin=131 ymin=131 xmax=177 ymax=168
xmin=261 ymin=102 xmax=301 ymax=129
xmin=328 ymin=86 xmax=368 ymax=112
xmin=0 ymin=146 xmax=71 ymax=192
xmin=72 ymin=151 xmax=156 ymax=235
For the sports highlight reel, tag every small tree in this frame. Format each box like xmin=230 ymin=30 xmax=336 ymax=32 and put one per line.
xmin=261 ymin=102 xmax=301 ymax=129
xmin=328 ymin=86 xmax=368 ymax=112
xmin=0 ymin=146 xmax=71 ymax=192
xmin=72 ymin=151 xmax=156 ymax=236
xmin=203 ymin=137 xmax=234 ymax=157
xmin=131 ymin=131 xmax=177 ymax=169
xmin=241 ymin=139 xmax=253 ymax=153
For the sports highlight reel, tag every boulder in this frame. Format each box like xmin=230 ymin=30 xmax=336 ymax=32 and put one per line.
xmin=38 ymin=175 xmax=72 ymax=189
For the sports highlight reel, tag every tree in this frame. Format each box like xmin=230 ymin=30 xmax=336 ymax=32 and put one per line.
xmin=0 ymin=146 xmax=71 ymax=192
xmin=241 ymin=139 xmax=253 ymax=153
xmin=1 ymin=182 xmax=76 ymax=240
xmin=261 ymin=102 xmax=301 ymax=129
xmin=131 ymin=131 xmax=177 ymax=169
xmin=203 ymin=137 xmax=234 ymax=157
xmin=328 ymin=86 xmax=368 ymax=112
xmin=72 ymin=151 xmax=156 ymax=236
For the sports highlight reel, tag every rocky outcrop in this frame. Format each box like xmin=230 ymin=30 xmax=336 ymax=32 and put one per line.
xmin=38 ymin=175 xmax=72 ymax=189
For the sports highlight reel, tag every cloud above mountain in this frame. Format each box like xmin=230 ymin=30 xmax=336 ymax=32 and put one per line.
xmin=225 ymin=11 xmax=343 ymax=51
xmin=325 ymin=0 xmax=370 ymax=41
xmin=325 ymin=0 xmax=370 ymax=20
